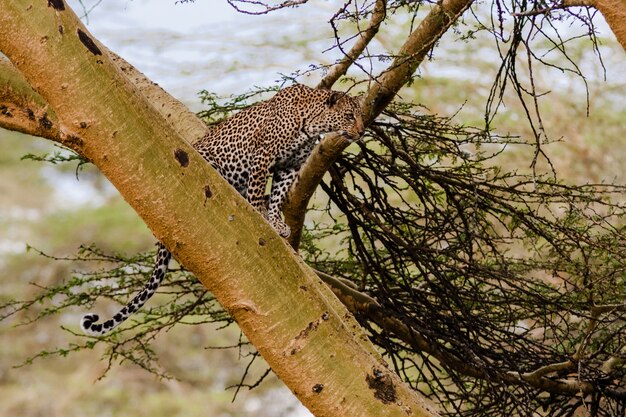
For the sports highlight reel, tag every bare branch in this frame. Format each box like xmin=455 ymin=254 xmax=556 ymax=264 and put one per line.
xmin=317 ymin=0 xmax=387 ymax=90
xmin=226 ymin=0 xmax=310 ymax=15
xmin=319 ymin=263 xmax=626 ymax=401
xmin=512 ymin=0 xmax=596 ymax=16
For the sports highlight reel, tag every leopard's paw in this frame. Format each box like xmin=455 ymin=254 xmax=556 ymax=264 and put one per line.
xmin=271 ymin=218 xmax=291 ymax=238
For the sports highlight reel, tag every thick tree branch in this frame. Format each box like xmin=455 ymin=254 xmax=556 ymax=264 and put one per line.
xmin=0 ymin=2 xmax=438 ymax=416
xmin=0 ymin=58 xmax=61 ymax=144
xmin=0 ymin=51 xmax=209 ymax=147
xmin=284 ymin=0 xmax=476 ymax=249
xmin=595 ymin=0 xmax=626 ymax=51
xmin=107 ymin=50 xmax=209 ymax=144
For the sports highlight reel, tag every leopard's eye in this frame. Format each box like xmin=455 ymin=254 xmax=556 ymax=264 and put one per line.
xmin=346 ymin=113 xmax=355 ymax=121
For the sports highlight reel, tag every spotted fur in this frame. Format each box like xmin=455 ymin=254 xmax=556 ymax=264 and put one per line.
xmin=80 ymin=245 xmax=171 ymax=335
xmin=80 ymin=84 xmax=364 ymax=336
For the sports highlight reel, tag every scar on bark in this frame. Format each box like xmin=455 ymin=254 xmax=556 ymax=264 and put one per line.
xmin=77 ymin=29 xmax=102 ymax=56
xmin=39 ymin=113 xmax=53 ymax=129
xmin=174 ymin=148 xmax=189 ymax=167
xmin=366 ymin=368 xmax=397 ymax=404
xmin=285 ymin=312 xmax=330 ymax=356
xmin=47 ymin=0 xmax=65 ymax=11
xmin=65 ymin=134 xmax=84 ymax=148
xmin=203 ymin=185 xmax=213 ymax=206
xmin=204 ymin=185 xmax=212 ymax=200
xmin=0 ymin=105 xmax=12 ymax=117
xmin=312 ymin=383 xmax=324 ymax=393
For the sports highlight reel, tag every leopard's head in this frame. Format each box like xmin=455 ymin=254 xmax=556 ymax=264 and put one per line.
xmin=305 ymin=90 xmax=365 ymax=141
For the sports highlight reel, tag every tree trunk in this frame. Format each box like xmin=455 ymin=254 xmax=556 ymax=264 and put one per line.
xmin=596 ymin=0 xmax=626 ymax=51
xmin=0 ymin=1 xmax=438 ymax=416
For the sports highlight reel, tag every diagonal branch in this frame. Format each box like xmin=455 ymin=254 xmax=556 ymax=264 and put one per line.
xmin=317 ymin=0 xmax=387 ymax=90
xmin=284 ymin=0 xmax=477 ymax=249
xmin=107 ymin=50 xmax=209 ymax=144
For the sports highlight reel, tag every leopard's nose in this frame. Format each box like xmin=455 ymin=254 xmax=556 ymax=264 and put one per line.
xmin=356 ymin=119 xmax=365 ymax=137
xmin=344 ymin=130 xmax=363 ymax=142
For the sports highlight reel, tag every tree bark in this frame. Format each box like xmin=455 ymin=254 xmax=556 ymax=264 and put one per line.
xmin=0 ymin=59 xmax=61 ymax=143
xmin=595 ymin=0 xmax=626 ymax=51
xmin=0 ymin=1 xmax=438 ymax=416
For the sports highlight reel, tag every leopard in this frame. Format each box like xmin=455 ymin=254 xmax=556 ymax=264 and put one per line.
xmin=80 ymin=84 xmax=364 ymax=335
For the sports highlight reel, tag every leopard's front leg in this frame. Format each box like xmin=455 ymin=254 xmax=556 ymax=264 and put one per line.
xmin=266 ymin=167 xmax=299 ymax=237
xmin=266 ymin=137 xmax=318 ymax=238
xmin=247 ymin=152 xmax=290 ymax=237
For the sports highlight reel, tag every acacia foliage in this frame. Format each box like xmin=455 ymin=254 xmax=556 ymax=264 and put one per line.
xmin=305 ymin=104 xmax=626 ymax=416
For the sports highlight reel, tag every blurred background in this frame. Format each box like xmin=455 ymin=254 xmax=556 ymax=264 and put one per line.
xmin=1 ymin=0 xmax=625 ymax=416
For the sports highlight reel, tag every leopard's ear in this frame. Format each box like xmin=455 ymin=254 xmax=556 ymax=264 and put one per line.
xmin=326 ymin=91 xmax=345 ymax=107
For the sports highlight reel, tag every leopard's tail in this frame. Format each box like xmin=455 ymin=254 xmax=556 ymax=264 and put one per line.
xmin=80 ymin=243 xmax=172 ymax=336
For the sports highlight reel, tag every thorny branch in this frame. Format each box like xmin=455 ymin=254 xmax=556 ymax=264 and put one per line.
xmin=511 ymin=0 xmax=596 ymax=16
xmin=226 ymin=0 xmax=310 ymax=14
xmin=305 ymin=106 xmax=626 ymax=415
xmin=1 ymin=245 xmax=229 ymax=377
